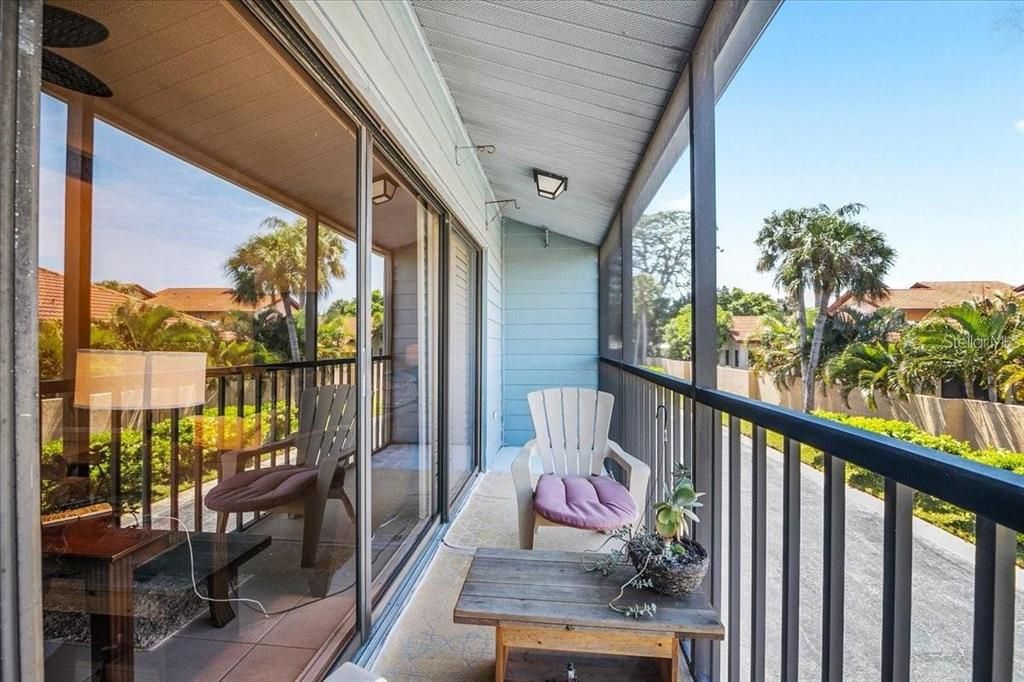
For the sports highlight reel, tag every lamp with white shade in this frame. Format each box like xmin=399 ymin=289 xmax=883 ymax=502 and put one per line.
xmin=74 ymin=349 xmax=207 ymax=523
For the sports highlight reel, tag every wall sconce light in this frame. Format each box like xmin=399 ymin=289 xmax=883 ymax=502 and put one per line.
xmin=372 ymin=175 xmax=397 ymax=205
xmin=533 ymin=169 xmax=568 ymax=200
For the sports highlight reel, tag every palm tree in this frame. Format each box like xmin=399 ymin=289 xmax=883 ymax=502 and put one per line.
xmin=91 ymin=302 xmax=211 ymax=352
xmin=998 ymin=333 xmax=1024 ymax=402
xmin=209 ymin=339 xmax=276 ymax=367
xmin=224 ymin=217 xmax=346 ymax=362
xmin=824 ymin=341 xmax=908 ymax=410
xmin=904 ymin=296 xmax=1020 ymax=401
xmin=749 ymin=314 xmax=803 ymax=391
xmin=755 ymin=203 xmax=895 ymax=411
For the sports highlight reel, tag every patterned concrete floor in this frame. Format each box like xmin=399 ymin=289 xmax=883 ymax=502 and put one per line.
xmin=372 ymin=450 xmax=662 ymax=682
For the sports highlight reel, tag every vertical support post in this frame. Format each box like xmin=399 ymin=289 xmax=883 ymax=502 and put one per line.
xmin=438 ymin=214 xmax=451 ymax=522
xmin=63 ymin=95 xmax=95 ymax=483
xmin=304 ymin=211 xmax=319 ymax=365
xmin=822 ymin=454 xmax=846 ymax=682
xmin=0 ymin=1 xmax=45 ymax=677
xmin=881 ymin=480 xmax=912 ymax=682
xmin=355 ymin=127 xmax=374 ymax=643
xmin=690 ymin=0 xmax=718 ymax=668
xmin=971 ymin=517 xmax=1015 ymax=682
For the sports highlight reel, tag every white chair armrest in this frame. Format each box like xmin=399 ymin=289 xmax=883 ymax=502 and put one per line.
xmin=605 ymin=440 xmax=650 ymax=525
xmin=512 ymin=440 xmax=540 ymax=549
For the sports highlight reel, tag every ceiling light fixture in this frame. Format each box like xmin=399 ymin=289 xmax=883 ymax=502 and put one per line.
xmin=372 ymin=175 xmax=397 ymax=205
xmin=533 ymin=169 xmax=568 ymax=200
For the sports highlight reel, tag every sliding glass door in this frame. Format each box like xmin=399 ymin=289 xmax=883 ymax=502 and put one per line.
xmin=369 ymin=152 xmax=440 ymax=598
xmin=447 ymin=227 xmax=481 ymax=504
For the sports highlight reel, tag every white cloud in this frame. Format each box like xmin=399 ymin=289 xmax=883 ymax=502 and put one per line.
xmin=1015 ymin=119 xmax=1024 ymax=133
xmin=670 ymin=194 xmax=692 ymax=210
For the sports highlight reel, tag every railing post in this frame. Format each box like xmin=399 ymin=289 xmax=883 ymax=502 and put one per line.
xmin=971 ymin=517 xmax=1015 ymax=682
xmin=881 ymin=480 xmax=912 ymax=682
xmin=822 ymin=454 xmax=846 ymax=682
xmin=781 ymin=437 xmax=801 ymax=681
xmin=750 ymin=425 xmax=767 ymax=682
xmin=726 ymin=416 xmax=741 ymax=681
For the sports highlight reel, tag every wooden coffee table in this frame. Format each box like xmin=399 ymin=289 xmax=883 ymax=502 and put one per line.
xmin=43 ymin=518 xmax=270 ymax=682
xmin=454 ymin=548 xmax=724 ymax=682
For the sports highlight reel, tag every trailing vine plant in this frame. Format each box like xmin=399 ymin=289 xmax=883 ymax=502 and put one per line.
xmin=581 ymin=465 xmax=706 ymax=618
xmin=582 ymin=526 xmax=658 ymax=618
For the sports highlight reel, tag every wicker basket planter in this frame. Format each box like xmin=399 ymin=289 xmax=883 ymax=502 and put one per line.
xmin=627 ymin=533 xmax=709 ymax=597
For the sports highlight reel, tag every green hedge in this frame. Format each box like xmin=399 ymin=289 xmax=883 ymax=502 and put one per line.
xmin=814 ymin=412 xmax=1024 ymax=476
xmin=731 ymin=411 xmax=1024 ymax=565
xmin=41 ymin=402 xmax=298 ymax=515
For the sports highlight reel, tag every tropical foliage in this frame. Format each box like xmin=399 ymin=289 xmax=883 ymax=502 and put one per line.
xmin=823 ymin=293 xmax=1024 ymax=405
xmin=631 ymin=210 xmax=691 ymax=360
xmin=661 ymin=304 xmax=732 ymax=361
xmin=41 ymin=402 xmax=298 ymax=514
xmin=900 ymin=295 xmax=1021 ymax=401
xmin=823 ymin=341 xmax=908 ymax=410
xmin=717 ymin=286 xmax=782 ymax=317
xmin=91 ymin=302 xmax=211 ymax=353
xmin=749 ymin=313 xmax=804 ymax=390
xmin=39 ymin=319 xmax=64 ymax=381
xmin=755 ymin=203 xmax=896 ymax=411
xmin=224 ymin=216 xmax=347 ymax=361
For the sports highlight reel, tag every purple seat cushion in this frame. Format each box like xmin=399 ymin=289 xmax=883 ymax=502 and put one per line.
xmin=533 ymin=474 xmax=637 ymax=530
xmin=205 ymin=465 xmax=318 ymax=512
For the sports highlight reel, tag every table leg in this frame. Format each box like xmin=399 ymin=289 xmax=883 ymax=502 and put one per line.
xmin=495 ymin=626 xmax=508 ymax=682
xmin=86 ymin=558 xmax=134 ymax=682
xmin=206 ymin=565 xmax=238 ymax=627
xmin=656 ymin=637 xmax=681 ymax=682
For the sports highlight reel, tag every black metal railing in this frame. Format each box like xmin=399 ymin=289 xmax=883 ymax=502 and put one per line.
xmin=39 ymin=355 xmax=392 ymax=533
xmin=599 ymin=357 xmax=1023 ymax=682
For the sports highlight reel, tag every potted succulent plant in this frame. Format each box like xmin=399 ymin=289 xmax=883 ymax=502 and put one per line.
xmin=626 ymin=464 xmax=709 ymax=596
xmin=583 ymin=465 xmax=709 ymax=617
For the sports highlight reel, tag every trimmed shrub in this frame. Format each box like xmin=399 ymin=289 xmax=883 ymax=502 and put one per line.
xmin=41 ymin=402 xmax=298 ymax=515
xmin=729 ymin=411 xmax=1024 ymax=565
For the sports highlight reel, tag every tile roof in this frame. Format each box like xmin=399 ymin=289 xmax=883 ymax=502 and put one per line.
xmin=147 ymin=288 xmax=275 ymax=314
xmin=830 ymin=281 xmax=1020 ymax=314
xmin=38 ymin=269 xmax=209 ymax=326
xmin=729 ymin=315 xmax=764 ymax=342
xmin=38 ymin=267 xmax=135 ymax=322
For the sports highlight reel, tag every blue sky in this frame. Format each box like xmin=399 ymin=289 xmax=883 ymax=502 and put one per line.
xmin=39 ymin=1 xmax=1022 ymax=303
xmin=38 ymin=98 xmax=379 ymax=306
xmin=646 ymin=0 xmax=1024 ymax=295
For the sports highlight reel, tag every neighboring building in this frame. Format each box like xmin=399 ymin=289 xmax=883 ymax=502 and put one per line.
xmin=146 ymin=287 xmax=296 ymax=325
xmin=37 ymin=267 xmax=136 ymax=323
xmin=829 ymin=280 xmax=1019 ymax=321
xmin=722 ymin=315 xmax=763 ymax=369
xmin=38 ymin=268 xmax=210 ymax=327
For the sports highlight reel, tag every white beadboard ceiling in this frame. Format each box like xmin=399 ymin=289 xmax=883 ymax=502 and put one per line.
xmin=411 ymin=0 xmax=713 ymax=245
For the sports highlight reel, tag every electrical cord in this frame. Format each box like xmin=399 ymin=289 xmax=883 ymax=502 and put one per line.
xmin=166 ymin=516 xmax=269 ymax=617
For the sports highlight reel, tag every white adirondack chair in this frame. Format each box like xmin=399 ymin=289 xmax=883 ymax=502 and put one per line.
xmin=511 ymin=388 xmax=650 ymax=550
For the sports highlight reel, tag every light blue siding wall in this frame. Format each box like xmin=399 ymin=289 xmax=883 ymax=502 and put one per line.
xmin=503 ymin=219 xmax=598 ymax=446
